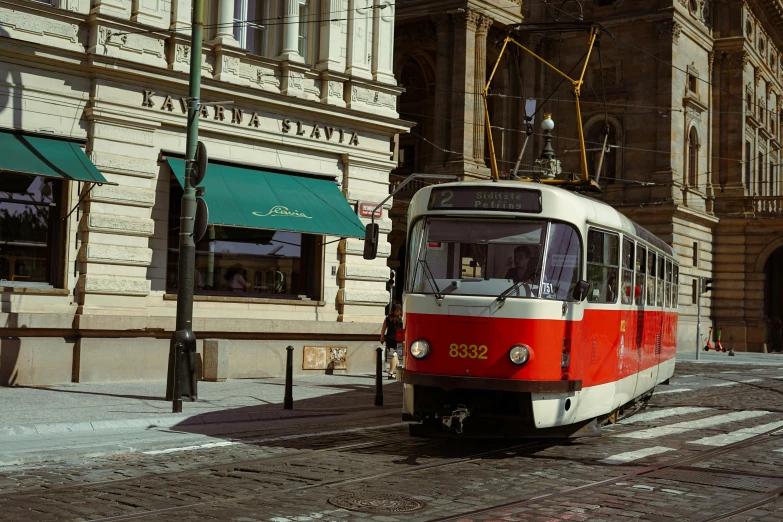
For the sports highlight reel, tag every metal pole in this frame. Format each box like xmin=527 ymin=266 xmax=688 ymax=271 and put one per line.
xmin=166 ymin=0 xmax=204 ymax=404
xmin=284 ymin=346 xmax=294 ymax=409
xmin=375 ymin=347 xmax=383 ymax=406
xmin=696 ymin=276 xmax=701 ymax=361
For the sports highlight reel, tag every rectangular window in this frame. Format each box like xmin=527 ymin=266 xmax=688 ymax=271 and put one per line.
xmin=656 ymin=256 xmax=665 ymax=307
xmin=665 ymin=259 xmax=673 ymax=308
xmin=0 ymin=174 xmax=63 ymax=288
xmin=688 ymin=74 xmax=697 ymax=93
xmin=298 ymin=0 xmax=308 ymax=62
xmin=234 ymin=0 xmax=268 ymax=56
xmin=673 ymin=264 xmax=679 ymax=309
xmin=166 ymin=177 xmax=321 ymax=299
xmin=635 ymin=244 xmax=646 ymax=306
xmin=758 ymin=152 xmax=764 ymax=195
xmin=647 ymin=251 xmax=656 ymax=306
xmin=692 ymin=241 xmax=699 ymax=268
xmin=746 ymin=142 xmax=752 ymax=191
xmin=586 ymin=229 xmax=619 ymax=303
xmin=621 ymin=238 xmax=634 ymax=305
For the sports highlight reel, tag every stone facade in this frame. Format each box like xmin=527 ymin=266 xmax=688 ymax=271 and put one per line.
xmin=0 ymin=0 xmax=407 ymax=385
xmin=522 ymin=0 xmax=783 ymax=353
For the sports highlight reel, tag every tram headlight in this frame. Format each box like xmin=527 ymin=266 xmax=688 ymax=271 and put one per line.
xmin=410 ymin=339 xmax=430 ymax=359
xmin=509 ymin=344 xmax=531 ymax=365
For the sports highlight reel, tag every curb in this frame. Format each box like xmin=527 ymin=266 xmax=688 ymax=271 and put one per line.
xmin=0 ymin=409 xmax=339 ymax=439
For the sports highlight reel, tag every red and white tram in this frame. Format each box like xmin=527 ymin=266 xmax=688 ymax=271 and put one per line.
xmin=399 ymin=181 xmax=679 ymax=437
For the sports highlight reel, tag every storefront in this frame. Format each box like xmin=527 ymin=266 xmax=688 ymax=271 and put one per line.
xmin=0 ymin=0 xmax=405 ymax=385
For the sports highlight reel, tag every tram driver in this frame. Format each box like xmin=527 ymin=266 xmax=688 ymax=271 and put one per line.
xmin=505 ymin=245 xmax=537 ymax=283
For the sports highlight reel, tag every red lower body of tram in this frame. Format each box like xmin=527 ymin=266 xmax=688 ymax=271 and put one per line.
xmin=401 ymin=309 xmax=677 ymax=437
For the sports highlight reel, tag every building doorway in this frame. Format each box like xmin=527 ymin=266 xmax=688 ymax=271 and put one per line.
xmin=764 ymin=246 xmax=783 ymax=352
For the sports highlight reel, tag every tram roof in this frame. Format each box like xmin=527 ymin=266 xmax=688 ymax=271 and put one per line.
xmin=408 ymin=180 xmax=675 ymax=259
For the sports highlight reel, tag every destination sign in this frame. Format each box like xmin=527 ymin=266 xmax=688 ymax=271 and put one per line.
xmin=428 ymin=187 xmax=542 ymax=213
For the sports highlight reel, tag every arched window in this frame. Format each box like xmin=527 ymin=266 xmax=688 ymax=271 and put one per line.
xmin=687 ymin=127 xmax=699 ymax=188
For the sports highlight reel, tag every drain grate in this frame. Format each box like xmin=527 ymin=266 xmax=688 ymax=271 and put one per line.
xmin=653 ymin=469 xmax=783 ymax=493
xmin=328 ymin=493 xmax=426 ymax=514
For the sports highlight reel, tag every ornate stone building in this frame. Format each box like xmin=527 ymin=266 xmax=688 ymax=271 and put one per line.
xmin=388 ymin=0 xmax=526 ymax=290
xmin=0 ymin=0 xmax=406 ymax=384
xmin=522 ymin=0 xmax=783 ymax=353
xmin=390 ymin=0 xmax=783 ymax=353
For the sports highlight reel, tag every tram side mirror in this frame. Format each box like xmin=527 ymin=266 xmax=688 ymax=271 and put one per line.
xmin=363 ymin=222 xmax=379 ymax=260
xmin=572 ymin=280 xmax=590 ymax=302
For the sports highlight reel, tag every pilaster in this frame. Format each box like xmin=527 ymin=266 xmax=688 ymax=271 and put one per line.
xmin=316 ymin=0 xmax=348 ymax=72
xmin=346 ymin=0 xmax=373 ymax=79
xmin=371 ymin=0 xmax=395 ymax=85
xmin=431 ymin=13 xmax=451 ymax=166
xmin=472 ymin=14 xmax=493 ymax=165
xmin=446 ymin=9 xmax=480 ymax=173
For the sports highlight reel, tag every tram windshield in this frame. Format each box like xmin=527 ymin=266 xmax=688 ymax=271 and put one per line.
xmin=407 ymin=219 xmax=582 ymax=300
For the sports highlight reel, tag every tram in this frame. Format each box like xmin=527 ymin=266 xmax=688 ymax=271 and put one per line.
xmin=398 ymin=181 xmax=679 ymax=437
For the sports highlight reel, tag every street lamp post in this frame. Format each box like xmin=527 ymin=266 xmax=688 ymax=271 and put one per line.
xmin=166 ymin=0 xmax=205 ymax=410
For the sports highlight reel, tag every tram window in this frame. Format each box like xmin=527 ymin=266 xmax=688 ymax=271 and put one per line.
xmin=673 ymin=265 xmax=679 ymax=309
xmin=0 ymin=174 xmax=63 ymax=287
xmin=656 ymin=256 xmax=665 ymax=307
xmin=406 ymin=220 xmax=426 ymax=292
xmin=647 ymin=251 xmax=657 ymax=306
xmin=409 ymin=219 xmax=547 ymax=298
xmin=635 ymin=245 xmax=646 ymax=306
xmin=586 ymin=229 xmax=619 ymax=303
xmin=541 ymin=223 xmax=582 ymax=301
xmin=621 ymin=238 xmax=634 ymax=305
xmin=665 ymin=260 xmax=673 ymax=308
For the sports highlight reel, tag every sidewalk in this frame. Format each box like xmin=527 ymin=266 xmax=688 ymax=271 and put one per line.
xmin=676 ymin=350 xmax=783 ymax=365
xmin=0 ymin=374 xmax=402 ymax=440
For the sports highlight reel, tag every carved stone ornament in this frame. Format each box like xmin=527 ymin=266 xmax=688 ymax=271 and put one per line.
xmin=656 ymin=21 xmax=682 ymax=45
xmin=708 ymin=51 xmax=714 ymax=73
xmin=452 ymin=9 xmax=482 ymax=32
xmin=476 ymin=14 xmax=493 ymax=35
xmin=755 ymin=67 xmax=762 ymax=87
xmin=222 ymin=55 xmax=240 ymax=75
xmin=722 ymin=50 xmax=749 ymax=70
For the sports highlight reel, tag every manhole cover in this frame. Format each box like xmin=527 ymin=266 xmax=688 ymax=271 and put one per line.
xmin=328 ymin=493 xmax=426 ymax=514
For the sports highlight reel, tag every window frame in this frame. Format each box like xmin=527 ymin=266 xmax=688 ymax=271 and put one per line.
xmin=234 ymin=0 xmax=269 ymax=57
xmin=621 ymin=237 xmax=634 ymax=305
xmin=586 ymin=228 xmax=620 ymax=304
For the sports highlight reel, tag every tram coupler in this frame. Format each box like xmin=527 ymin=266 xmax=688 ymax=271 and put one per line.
xmin=442 ymin=405 xmax=470 ymax=434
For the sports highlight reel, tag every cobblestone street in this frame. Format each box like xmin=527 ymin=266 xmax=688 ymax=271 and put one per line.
xmin=1 ymin=359 xmax=783 ymax=521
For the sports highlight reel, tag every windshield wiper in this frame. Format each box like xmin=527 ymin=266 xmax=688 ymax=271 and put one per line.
xmin=496 ymin=281 xmax=524 ymax=303
xmin=418 ymin=259 xmax=443 ymax=300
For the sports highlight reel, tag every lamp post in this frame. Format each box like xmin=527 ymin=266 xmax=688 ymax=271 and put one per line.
xmin=165 ymin=0 xmax=205 ymax=410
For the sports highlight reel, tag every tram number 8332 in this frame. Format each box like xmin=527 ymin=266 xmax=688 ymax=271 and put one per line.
xmin=449 ymin=343 xmax=489 ymax=359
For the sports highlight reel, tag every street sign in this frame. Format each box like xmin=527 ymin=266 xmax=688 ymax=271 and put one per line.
xmin=194 ymin=197 xmax=208 ymax=242
xmin=193 ymin=141 xmax=208 ymax=186
xmin=357 ymin=201 xmax=382 ymax=219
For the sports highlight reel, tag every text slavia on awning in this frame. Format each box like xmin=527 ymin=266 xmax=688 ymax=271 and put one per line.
xmin=0 ymin=130 xmax=108 ymax=183
xmin=166 ymin=158 xmax=366 ymax=238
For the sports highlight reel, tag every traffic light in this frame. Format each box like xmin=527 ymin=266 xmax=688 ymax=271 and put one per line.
xmin=701 ymin=278 xmax=713 ymax=294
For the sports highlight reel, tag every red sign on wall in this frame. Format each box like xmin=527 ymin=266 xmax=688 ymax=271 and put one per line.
xmin=357 ymin=201 xmax=382 ymax=219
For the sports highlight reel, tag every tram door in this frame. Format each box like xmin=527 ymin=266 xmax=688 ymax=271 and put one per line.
xmin=613 ymin=238 xmax=641 ymax=410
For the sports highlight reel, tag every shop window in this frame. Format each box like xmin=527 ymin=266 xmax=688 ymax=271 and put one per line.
xmin=234 ymin=0 xmax=269 ymax=57
xmin=586 ymin=229 xmax=619 ymax=303
xmin=0 ymin=174 xmax=63 ymax=287
xmin=166 ymin=176 xmax=321 ymax=300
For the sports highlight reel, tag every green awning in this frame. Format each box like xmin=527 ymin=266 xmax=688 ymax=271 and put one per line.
xmin=0 ymin=130 xmax=108 ymax=183
xmin=167 ymin=159 xmax=367 ymax=238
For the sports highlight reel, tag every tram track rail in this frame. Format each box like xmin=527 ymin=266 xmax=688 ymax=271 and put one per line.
xmin=432 ymin=422 xmax=783 ymax=521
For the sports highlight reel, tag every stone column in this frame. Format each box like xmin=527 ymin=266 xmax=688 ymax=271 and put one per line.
xmin=431 ymin=14 xmax=451 ymax=165
xmin=317 ymin=0 xmax=347 ymax=72
xmin=212 ymin=0 xmax=240 ymax=46
xmin=346 ymin=0 xmax=373 ymax=78
xmin=472 ymin=14 xmax=493 ymax=165
xmin=278 ymin=0 xmax=304 ymax=62
xmin=447 ymin=9 xmax=480 ymax=170
xmin=371 ymin=0 xmax=395 ymax=84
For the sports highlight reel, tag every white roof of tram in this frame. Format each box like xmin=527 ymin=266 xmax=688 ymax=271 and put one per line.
xmin=408 ymin=180 xmax=676 ymax=259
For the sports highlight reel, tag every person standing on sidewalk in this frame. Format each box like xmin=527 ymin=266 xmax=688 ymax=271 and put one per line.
xmin=380 ymin=304 xmax=403 ymax=379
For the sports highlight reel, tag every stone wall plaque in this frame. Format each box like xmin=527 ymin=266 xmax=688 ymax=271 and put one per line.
xmin=303 ymin=346 xmax=348 ymax=370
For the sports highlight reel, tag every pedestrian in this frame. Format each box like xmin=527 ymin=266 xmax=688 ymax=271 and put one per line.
xmin=380 ymin=303 xmax=402 ymax=379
